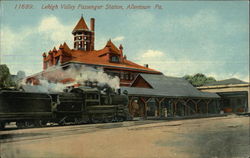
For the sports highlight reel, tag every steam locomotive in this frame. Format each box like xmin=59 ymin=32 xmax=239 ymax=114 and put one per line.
xmin=0 ymin=86 xmax=131 ymax=129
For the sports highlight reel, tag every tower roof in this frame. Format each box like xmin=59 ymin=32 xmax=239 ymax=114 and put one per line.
xmin=72 ymin=16 xmax=89 ymax=34
xmin=63 ymin=42 xmax=70 ymax=51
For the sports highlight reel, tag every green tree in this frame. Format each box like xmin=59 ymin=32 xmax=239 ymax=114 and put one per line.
xmin=183 ymin=73 xmax=216 ymax=87
xmin=0 ymin=64 xmax=15 ymax=88
xmin=17 ymin=70 xmax=26 ymax=79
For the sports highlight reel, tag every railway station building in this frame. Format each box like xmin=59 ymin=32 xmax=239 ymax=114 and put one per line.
xmin=27 ymin=16 xmax=224 ymax=118
xmin=27 ymin=16 xmax=161 ymax=87
xmin=121 ymin=74 xmax=220 ymax=118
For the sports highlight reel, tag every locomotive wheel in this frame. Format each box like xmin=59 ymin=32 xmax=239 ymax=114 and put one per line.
xmin=90 ymin=117 xmax=99 ymax=124
xmin=107 ymin=117 xmax=113 ymax=123
xmin=34 ymin=120 xmax=41 ymax=127
xmin=119 ymin=117 xmax=124 ymax=122
xmin=117 ymin=116 xmax=124 ymax=122
xmin=102 ymin=115 xmax=113 ymax=123
xmin=34 ymin=120 xmax=47 ymax=127
xmin=102 ymin=118 xmax=108 ymax=123
xmin=16 ymin=121 xmax=25 ymax=129
xmin=58 ymin=116 xmax=67 ymax=126
xmin=41 ymin=120 xmax=47 ymax=126
xmin=102 ymin=115 xmax=108 ymax=123
xmin=0 ymin=122 xmax=6 ymax=130
xmin=112 ymin=117 xmax=118 ymax=122
xmin=86 ymin=117 xmax=92 ymax=124
xmin=74 ymin=118 xmax=82 ymax=125
xmin=58 ymin=120 xmax=66 ymax=126
xmin=88 ymin=115 xmax=97 ymax=124
xmin=91 ymin=119 xmax=98 ymax=124
xmin=24 ymin=121 xmax=33 ymax=128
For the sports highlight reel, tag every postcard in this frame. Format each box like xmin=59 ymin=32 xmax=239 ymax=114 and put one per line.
xmin=0 ymin=1 xmax=249 ymax=158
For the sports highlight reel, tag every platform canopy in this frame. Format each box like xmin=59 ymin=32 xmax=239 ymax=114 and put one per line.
xmin=121 ymin=74 xmax=220 ymax=99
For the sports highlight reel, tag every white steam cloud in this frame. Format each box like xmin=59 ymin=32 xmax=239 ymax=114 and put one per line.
xmin=21 ymin=65 xmax=120 ymax=93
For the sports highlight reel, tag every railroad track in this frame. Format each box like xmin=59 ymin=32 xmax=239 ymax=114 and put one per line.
xmin=1 ymin=115 xmax=247 ymax=144
xmin=0 ymin=120 xmax=163 ymax=143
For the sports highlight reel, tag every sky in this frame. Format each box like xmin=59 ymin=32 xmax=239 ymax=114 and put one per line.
xmin=0 ymin=1 xmax=249 ymax=81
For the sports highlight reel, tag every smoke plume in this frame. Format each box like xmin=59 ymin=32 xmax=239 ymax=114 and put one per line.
xmin=21 ymin=65 xmax=120 ymax=93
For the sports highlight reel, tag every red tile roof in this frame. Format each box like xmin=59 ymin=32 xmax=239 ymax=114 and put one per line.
xmin=105 ymin=39 xmax=120 ymax=54
xmin=44 ymin=42 xmax=72 ymax=61
xmin=66 ymin=40 xmax=161 ymax=73
xmin=44 ymin=36 xmax=161 ymax=74
xmin=43 ymin=40 xmax=161 ymax=74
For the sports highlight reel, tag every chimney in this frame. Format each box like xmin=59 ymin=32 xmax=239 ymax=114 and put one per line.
xmin=119 ymin=44 xmax=123 ymax=53
xmin=144 ymin=64 xmax=149 ymax=68
xmin=119 ymin=44 xmax=124 ymax=62
xmin=90 ymin=18 xmax=95 ymax=31
xmin=90 ymin=18 xmax=95 ymax=51
xmin=42 ymin=52 xmax=47 ymax=70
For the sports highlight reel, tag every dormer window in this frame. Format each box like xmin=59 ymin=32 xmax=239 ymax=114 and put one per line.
xmin=110 ymin=55 xmax=119 ymax=63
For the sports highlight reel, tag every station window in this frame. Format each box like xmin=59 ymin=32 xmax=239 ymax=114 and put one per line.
xmin=124 ymin=73 xmax=129 ymax=80
xmin=130 ymin=74 xmax=134 ymax=80
xmin=120 ymin=72 xmax=124 ymax=80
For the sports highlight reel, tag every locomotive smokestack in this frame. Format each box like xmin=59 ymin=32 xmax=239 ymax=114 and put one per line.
xmin=117 ymin=88 xmax=121 ymax=95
